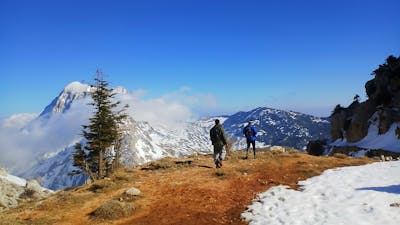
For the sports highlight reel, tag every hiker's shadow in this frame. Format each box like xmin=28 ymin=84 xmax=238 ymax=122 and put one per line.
xmin=356 ymin=185 xmax=400 ymax=194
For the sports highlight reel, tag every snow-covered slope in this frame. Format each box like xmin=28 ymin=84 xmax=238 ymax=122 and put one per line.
xmin=242 ymin=161 xmax=400 ymax=225
xmin=19 ymin=146 xmax=88 ymax=190
xmin=5 ymin=81 xmax=330 ymax=190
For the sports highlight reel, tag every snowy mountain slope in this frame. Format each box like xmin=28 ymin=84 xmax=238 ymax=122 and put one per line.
xmin=222 ymin=107 xmax=330 ymax=150
xmin=19 ymin=146 xmax=88 ymax=190
xmin=6 ymin=81 xmax=330 ymax=190
xmin=112 ymin=117 xmax=212 ymax=168
xmin=242 ymin=161 xmax=400 ymax=225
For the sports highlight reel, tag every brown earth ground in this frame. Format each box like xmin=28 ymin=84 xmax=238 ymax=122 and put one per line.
xmin=1 ymin=148 xmax=375 ymax=225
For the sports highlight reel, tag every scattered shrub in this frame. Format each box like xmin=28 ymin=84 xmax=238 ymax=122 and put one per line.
xmin=306 ymin=140 xmax=327 ymax=156
xmin=111 ymin=169 xmax=131 ymax=181
xmin=90 ymin=200 xmax=135 ymax=220
xmin=19 ymin=188 xmax=37 ymax=199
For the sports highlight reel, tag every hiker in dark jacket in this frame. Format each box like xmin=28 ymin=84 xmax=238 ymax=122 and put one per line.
xmin=210 ymin=119 xmax=228 ymax=168
xmin=243 ymin=120 xmax=258 ymax=159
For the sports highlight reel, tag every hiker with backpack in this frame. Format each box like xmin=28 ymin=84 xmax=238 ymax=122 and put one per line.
xmin=243 ymin=120 xmax=258 ymax=159
xmin=210 ymin=119 xmax=228 ymax=168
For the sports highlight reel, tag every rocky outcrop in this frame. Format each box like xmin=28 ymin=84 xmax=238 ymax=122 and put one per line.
xmin=330 ymin=55 xmax=400 ymax=145
xmin=330 ymin=106 xmax=347 ymax=141
xmin=0 ymin=168 xmax=53 ymax=211
xmin=346 ymin=100 xmax=377 ymax=142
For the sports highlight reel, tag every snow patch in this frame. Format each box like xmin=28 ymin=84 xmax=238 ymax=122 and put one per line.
xmin=243 ymin=161 xmax=400 ymax=225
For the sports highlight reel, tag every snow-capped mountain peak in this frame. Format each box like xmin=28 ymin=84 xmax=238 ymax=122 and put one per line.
xmin=39 ymin=82 xmax=129 ymax=118
xmin=64 ymin=81 xmax=91 ymax=93
xmin=39 ymin=81 xmax=93 ymax=117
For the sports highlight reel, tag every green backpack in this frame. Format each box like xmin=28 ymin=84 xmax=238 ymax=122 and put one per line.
xmin=210 ymin=126 xmax=221 ymax=143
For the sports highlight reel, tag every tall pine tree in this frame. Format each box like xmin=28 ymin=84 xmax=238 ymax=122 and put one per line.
xmin=71 ymin=70 xmax=128 ymax=180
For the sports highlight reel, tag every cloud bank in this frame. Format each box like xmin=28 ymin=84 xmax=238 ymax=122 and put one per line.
xmin=0 ymin=99 xmax=91 ymax=172
xmin=120 ymin=86 xmax=217 ymax=129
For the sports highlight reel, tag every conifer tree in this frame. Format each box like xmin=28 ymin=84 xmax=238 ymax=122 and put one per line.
xmin=71 ymin=70 xmax=128 ymax=180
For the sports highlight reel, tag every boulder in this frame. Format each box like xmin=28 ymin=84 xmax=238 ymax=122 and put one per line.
xmin=125 ymin=187 xmax=141 ymax=196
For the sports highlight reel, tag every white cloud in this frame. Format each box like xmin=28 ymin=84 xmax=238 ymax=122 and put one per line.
xmin=1 ymin=113 xmax=38 ymax=129
xmin=116 ymin=86 xmax=217 ymax=129
xmin=158 ymin=86 xmax=218 ymax=118
xmin=120 ymin=92 xmax=193 ymax=130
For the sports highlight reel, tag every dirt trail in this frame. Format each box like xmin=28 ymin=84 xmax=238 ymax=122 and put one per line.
xmin=1 ymin=150 xmax=374 ymax=225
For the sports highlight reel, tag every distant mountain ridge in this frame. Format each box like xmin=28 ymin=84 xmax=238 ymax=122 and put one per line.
xmin=6 ymin=81 xmax=330 ymax=190
xmin=223 ymin=107 xmax=330 ymax=150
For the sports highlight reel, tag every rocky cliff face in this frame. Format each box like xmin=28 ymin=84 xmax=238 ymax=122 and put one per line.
xmin=330 ymin=55 xmax=400 ymax=145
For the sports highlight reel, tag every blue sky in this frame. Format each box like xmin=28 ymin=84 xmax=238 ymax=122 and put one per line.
xmin=0 ymin=0 xmax=399 ymax=118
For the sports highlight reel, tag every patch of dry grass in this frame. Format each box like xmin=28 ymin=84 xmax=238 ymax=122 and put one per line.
xmin=141 ymin=157 xmax=194 ymax=171
xmin=36 ymin=190 xmax=92 ymax=212
xmin=110 ymin=168 xmax=133 ymax=182
xmin=87 ymin=179 xmax=116 ymax=193
xmin=297 ymin=169 xmax=321 ymax=177
xmin=0 ymin=217 xmax=55 ymax=225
